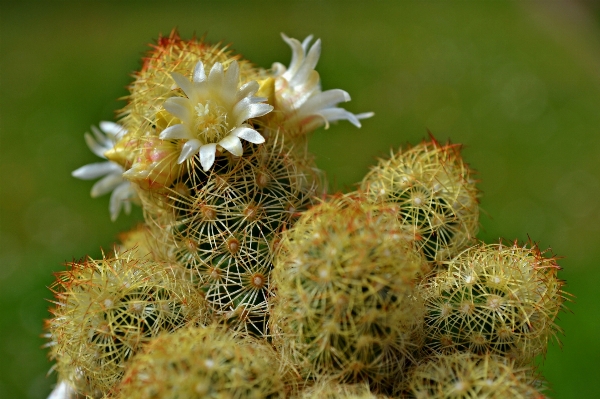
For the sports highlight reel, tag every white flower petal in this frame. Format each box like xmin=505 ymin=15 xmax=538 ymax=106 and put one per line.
xmin=99 ymin=121 xmax=126 ymax=139
xmin=233 ymin=100 xmax=274 ymax=126
xmin=160 ymin=124 xmax=192 ymax=140
xmin=234 ymin=127 xmax=265 ymax=144
xmin=72 ymin=162 xmax=122 ymax=180
xmin=164 ymin=97 xmax=193 ymax=122
xmin=302 ymin=89 xmax=350 ymax=113
xmin=47 ymin=381 xmax=76 ymax=399
xmin=219 ymin=134 xmax=243 ymax=156
xmin=280 ymin=33 xmax=304 ymax=80
xmin=301 ymin=35 xmax=314 ymax=53
xmin=319 ymin=108 xmax=361 ymax=127
xmin=91 ymin=173 xmax=124 ymax=197
xmin=236 ymin=81 xmax=259 ymax=101
xmin=178 ymin=139 xmax=202 ymax=164
xmin=224 ymin=61 xmax=239 ymax=94
xmin=109 ymin=182 xmax=134 ymax=221
xmin=289 ymin=39 xmax=321 ymax=87
xmin=90 ymin=125 xmax=107 ymax=145
xmin=274 ymin=34 xmax=373 ymax=134
xmin=199 ymin=143 xmax=217 ymax=171
xmin=193 ymin=61 xmax=206 ymax=83
xmin=271 ymin=62 xmax=286 ymax=77
xmin=84 ymin=132 xmax=109 ymax=158
xmin=171 ymin=72 xmax=194 ymax=98
xmin=355 ymin=112 xmax=375 ymax=120
xmin=208 ymin=62 xmax=224 ymax=87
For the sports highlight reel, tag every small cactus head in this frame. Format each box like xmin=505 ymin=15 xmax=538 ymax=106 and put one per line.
xmin=419 ymin=240 xmax=567 ymax=364
xmin=361 ymin=137 xmax=479 ymax=266
xmin=45 ymin=251 xmax=208 ymax=397
xmin=271 ymin=193 xmax=426 ymax=388
xmin=407 ymin=353 xmax=545 ymax=399
xmin=115 ymin=324 xmax=289 ymax=399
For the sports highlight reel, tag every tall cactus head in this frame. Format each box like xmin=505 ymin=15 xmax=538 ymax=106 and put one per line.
xmin=407 ymin=353 xmax=545 ymax=399
xmin=361 ymin=137 xmax=479 ymax=265
xmin=140 ymin=138 xmax=322 ymax=335
xmin=115 ymin=324 xmax=289 ymax=399
xmin=419 ymin=241 xmax=567 ymax=364
xmin=45 ymin=251 xmax=208 ymax=397
xmin=271 ymin=193 xmax=426 ymax=388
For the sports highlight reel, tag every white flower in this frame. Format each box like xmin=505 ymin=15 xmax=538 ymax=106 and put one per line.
xmin=159 ymin=60 xmax=273 ymax=171
xmin=72 ymin=122 xmax=138 ymax=221
xmin=272 ymin=33 xmax=374 ymax=133
xmin=47 ymin=380 xmax=77 ymax=399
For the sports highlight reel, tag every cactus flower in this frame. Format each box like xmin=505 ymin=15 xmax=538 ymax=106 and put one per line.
xmin=272 ymin=33 xmax=373 ymax=134
xmin=159 ymin=60 xmax=273 ymax=171
xmin=71 ymin=122 xmax=138 ymax=221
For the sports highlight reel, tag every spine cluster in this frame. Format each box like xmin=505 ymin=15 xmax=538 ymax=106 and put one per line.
xmin=45 ymin=31 xmax=569 ymax=399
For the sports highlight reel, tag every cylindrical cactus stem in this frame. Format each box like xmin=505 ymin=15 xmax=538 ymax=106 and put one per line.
xmin=406 ymin=353 xmax=546 ymax=399
xmin=271 ymin=193 xmax=426 ymax=390
xmin=140 ymin=138 xmax=323 ymax=336
xmin=45 ymin=251 xmax=209 ymax=397
xmin=418 ymin=240 xmax=568 ymax=365
xmin=361 ymin=137 xmax=479 ymax=266
xmin=114 ymin=324 xmax=292 ymax=399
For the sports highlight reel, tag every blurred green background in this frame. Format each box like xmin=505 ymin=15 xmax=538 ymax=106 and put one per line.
xmin=2 ymin=1 xmax=599 ymax=398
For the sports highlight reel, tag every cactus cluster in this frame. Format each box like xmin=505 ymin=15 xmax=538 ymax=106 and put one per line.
xmin=45 ymin=31 xmax=569 ymax=399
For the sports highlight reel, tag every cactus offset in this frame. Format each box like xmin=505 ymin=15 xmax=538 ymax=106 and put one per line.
xmin=271 ymin=194 xmax=425 ymax=389
xmin=407 ymin=353 xmax=545 ymax=399
xmin=361 ymin=138 xmax=479 ymax=265
xmin=419 ymin=241 xmax=567 ymax=364
xmin=115 ymin=324 xmax=289 ymax=399
xmin=45 ymin=252 xmax=208 ymax=397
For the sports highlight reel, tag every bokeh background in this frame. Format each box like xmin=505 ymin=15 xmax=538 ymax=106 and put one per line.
xmin=2 ymin=1 xmax=600 ymax=398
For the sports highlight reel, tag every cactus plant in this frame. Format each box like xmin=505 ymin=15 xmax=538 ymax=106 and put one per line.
xmin=299 ymin=380 xmax=387 ymax=399
xmin=44 ymin=30 xmax=573 ymax=399
xmin=271 ymin=193 xmax=425 ymax=389
xmin=407 ymin=353 xmax=545 ymax=399
xmin=45 ymin=251 xmax=208 ymax=397
xmin=115 ymin=324 xmax=289 ymax=399
xmin=138 ymin=138 xmax=322 ymax=335
xmin=419 ymin=241 xmax=567 ymax=365
xmin=361 ymin=137 xmax=479 ymax=265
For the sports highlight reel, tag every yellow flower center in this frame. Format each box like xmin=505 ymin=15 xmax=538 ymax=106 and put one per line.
xmin=194 ymin=100 xmax=230 ymax=142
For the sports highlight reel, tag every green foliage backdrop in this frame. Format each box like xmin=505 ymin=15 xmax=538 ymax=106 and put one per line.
xmin=1 ymin=1 xmax=599 ymax=398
